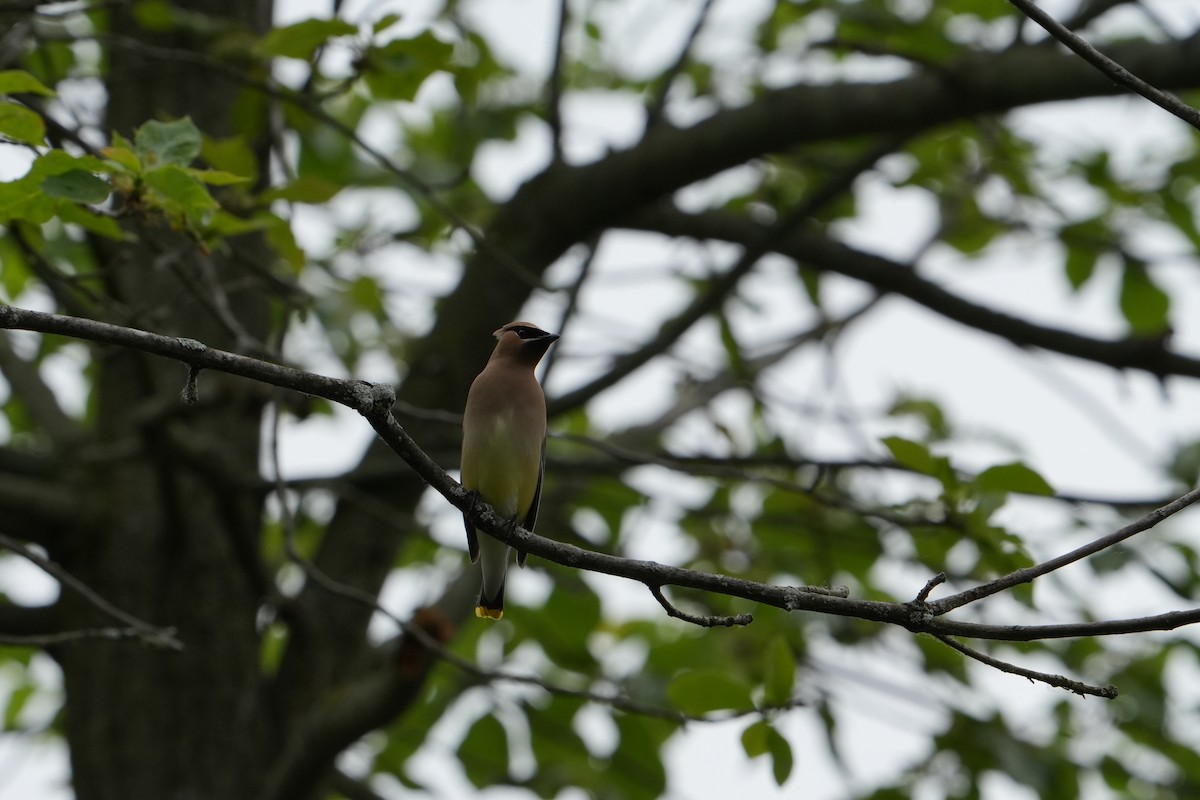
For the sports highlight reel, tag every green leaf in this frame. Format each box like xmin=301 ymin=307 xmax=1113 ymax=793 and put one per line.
xmin=131 ymin=0 xmax=177 ymax=31
xmin=667 ymin=669 xmax=753 ymax=716
xmin=1168 ymin=440 xmax=1200 ymax=486
xmin=524 ymin=696 xmax=594 ymax=794
xmin=815 ymin=698 xmax=845 ymax=768
xmin=55 ymin=203 xmax=125 ymax=240
xmin=1161 ymin=190 xmax=1200 ymax=250
xmin=0 ymin=150 xmax=114 ymax=222
xmin=763 ymin=635 xmax=795 ymax=707
xmin=1063 ymin=244 xmax=1097 ymax=291
xmin=608 ymin=715 xmax=671 ymax=800
xmin=799 ymin=266 xmax=821 ymax=307
xmin=207 ymin=210 xmax=271 ymax=237
xmin=0 ymin=70 xmax=55 ymax=97
xmin=260 ymin=176 xmax=343 ymax=204
xmin=361 ymin=32 xmax=455 ymax=101
xmin=1119 ymin=259 xmax=1170 ymax=335
xmin=264 ymin=217 xmax=306 ymax=270
xmin=741 ymin=721 xmax=793 ymax=784
xmin=261 ymin=18 xmax=359 ymax=60
xmin=512 ymin=582 xmax=601 ymax=672
xmin=882 ymin=436 xmax=935 ymax=474
xmin=942 ymin=197 xmax=1006 ymax=254
xmin=142 ymin=165 xmax=217 ymax=223
xmin=41 ymin=170 xmax=111 ymax=203
xmin=888 ymin=395 xmax=950 ymax=440
xmin=0 ymin=238 xmax=30 ymax=301
xmin=0 ymin=178 xmax=55 ymax=223
xmin=102 ymin=146 xmax=141 ymax=173
xmin=184 ymin=167 xmax=250 ymax=186
xmin=767 ymin=725 xmax=794 ymax=785
xmin=742 ymin=720 xmax=770 ymax=757
xmin=0 ymin=101 xmax=45 ymax=145
xmin=882 ymin=435 xmax=957 ymax=488
xmin=373 ymin=13 xmax=402 ymax=35
xmin=34 ymin=151 xmax=111 ymax=176
xmin=201 ymin=135 xmax=257 ymax=179
xmin=3 ymin=682 xmax=34 ymax=730
xmin=456 ymin=713 xmax=509 ymax=788
xmin=135 ymin=117 xmax=202 ymax=168
xmin=975 ymin=462 xmax=1054 ymax=496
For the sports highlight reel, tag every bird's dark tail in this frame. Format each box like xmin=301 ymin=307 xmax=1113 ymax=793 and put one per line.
xmin=475 ymin=581 xmax=506 ymax=620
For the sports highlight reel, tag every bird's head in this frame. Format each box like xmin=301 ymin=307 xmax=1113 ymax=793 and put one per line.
xmin=491 ymin=321 xmax=559 ymax=366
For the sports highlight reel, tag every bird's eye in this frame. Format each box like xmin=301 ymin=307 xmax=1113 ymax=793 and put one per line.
xmin=512 ymin=326 xmax=542 ymax=339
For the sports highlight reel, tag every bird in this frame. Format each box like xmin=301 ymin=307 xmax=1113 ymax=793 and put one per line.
xmin=461 ymin=321 xmax=559 ymax=620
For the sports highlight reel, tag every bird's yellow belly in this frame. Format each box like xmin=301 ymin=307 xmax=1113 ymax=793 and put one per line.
xmin=462 ymin=414 xmax=541 ymax=519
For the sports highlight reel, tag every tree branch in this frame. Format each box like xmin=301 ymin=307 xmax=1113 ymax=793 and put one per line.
xmin=439 ymin=38 xmax=1200 ymax=401
xmin=548 ymin=132 xmax=909 ymax=417
xmin=932 ymin=634 xmax=1116 ymax=698
xmin=0 ymin=332 xmax=84 ymax=445
xmin=927 ymin=485 xmax=1200 ymax=614
xmin=644 ymin=0 xmax=718 ymax=129
xmin=1007 ymin=0 xmax=1200 ymax=130
xmin=540 ymin=235 xmax=600 ymax=386
xmin=0 ymin=530 xmax=180 ymax=650
xmin=7 ymin=304 xmax=1200 ymax=668
xmin=649 ymin=584 xmax=753 ymax=627
xmin=258 ymin=608 xmax=452 ymax=800
xmin=546 ymin=0 xmax=569 ymax=161
xmin=626 ymin=206 xmax=1200 ymax=380
xmin=0 ymin=627 xmax=174 ymax=648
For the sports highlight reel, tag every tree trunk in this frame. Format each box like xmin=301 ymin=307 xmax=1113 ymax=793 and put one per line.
xmin=54 ymin=3 xmax=277 ymax=798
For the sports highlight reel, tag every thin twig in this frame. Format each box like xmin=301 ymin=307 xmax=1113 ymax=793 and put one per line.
xmin=914 ymin=572 xmax=946 ymax=605
xmin=645 ymin=0 xmax=718 ymax=129
xmin=546 ymin=0 xmax=569 ymax=161
xmin=649 ymin=584 xmax=753 ymax=627
xmin=540 ymin=235 xmax=600 ymax=385
xmin=0 ymin=531 xmax=180 ymax=650
xmin=1007 ymin=0 xmax=1200 ymax=130
xmin=933 ymin=634 xmax=1116 ymax=698
xmin=929 ymin=485 xmax=1200 ymax=614
xmin=0 ymin=627 xmax=172 ymax=647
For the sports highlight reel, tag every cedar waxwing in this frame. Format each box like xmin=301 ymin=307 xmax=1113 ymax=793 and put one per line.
xmin=461 ymin=321 xmax=559 ymax=620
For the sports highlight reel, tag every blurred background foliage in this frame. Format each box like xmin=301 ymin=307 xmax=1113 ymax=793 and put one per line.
xmin=1 ymin=0 xmax=1200 ymax=798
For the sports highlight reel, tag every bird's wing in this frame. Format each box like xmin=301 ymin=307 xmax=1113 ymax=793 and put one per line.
xmin=464 ymin=513 xmax=480 ymax=563
xmin=516 ymin=435 xmax=546 ymax=568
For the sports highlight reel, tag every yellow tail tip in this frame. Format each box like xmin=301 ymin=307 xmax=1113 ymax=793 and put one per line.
xmin=475 ymin=605 xmax=504 ymax=620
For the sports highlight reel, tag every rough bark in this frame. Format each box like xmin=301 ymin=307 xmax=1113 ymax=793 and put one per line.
xmin=53 ymin=3 xmax=277 ymax=798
